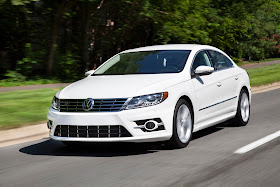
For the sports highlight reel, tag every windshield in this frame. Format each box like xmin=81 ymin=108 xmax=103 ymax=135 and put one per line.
xmin=93 ymin=50 xmax=191 ymax=75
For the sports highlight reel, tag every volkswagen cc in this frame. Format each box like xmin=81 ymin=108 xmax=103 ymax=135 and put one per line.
xmin=47 ymin=44 xmax=251 ymax=148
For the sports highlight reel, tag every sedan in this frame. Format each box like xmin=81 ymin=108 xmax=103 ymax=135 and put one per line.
xmin=47 ymin=44 xmax=251 ymax=148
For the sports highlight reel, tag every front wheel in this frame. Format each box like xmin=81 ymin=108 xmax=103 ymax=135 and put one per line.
xmin=168 ymin=99 xmax=193 ymax=149
xmin=232 ymin=89 xmax=250 ymax=126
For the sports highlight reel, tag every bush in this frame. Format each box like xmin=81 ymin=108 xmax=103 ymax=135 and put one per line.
xmin=2 ymin=70 xmax=26 ymax=83
xmin=240 ymin=39 xmax=278 ymax=61
xmin=231 ymin=57 xmax=242 ymax=64
xmin=16 ymin=43 xmax=45 ymax=76
xmin=53 ymin=51 xmax=82 ymax=80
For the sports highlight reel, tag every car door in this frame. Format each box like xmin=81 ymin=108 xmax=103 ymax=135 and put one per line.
xmin=190 ymin=50 xmax=224 ymax=124
xmin=208 ymin=50 xmax=238 ymax=115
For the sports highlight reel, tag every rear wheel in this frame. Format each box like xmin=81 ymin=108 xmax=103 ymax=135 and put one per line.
xmin=233 ymin=89 xmax=250 ymax=126
xmin=168 ymin=99 xmax=193 ymax=148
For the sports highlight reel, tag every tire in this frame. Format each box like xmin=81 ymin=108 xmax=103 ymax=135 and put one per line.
xmin=168 ymin=99 xmax=193 ymax=149
xmin=232 ymin=89 xmax=250 ymax=126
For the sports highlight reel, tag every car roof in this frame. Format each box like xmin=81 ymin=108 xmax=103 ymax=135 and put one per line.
xmin=121 ymin=44 xmax=220 ymax=53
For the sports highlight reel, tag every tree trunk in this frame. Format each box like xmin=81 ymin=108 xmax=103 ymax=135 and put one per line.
xmin=80 ymin=1 xmax=90 ymax=71
xmin=47 ymin=2 xmax=65 ymax=76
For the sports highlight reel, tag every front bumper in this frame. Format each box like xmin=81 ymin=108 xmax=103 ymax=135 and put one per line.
xmin=47 ymin=101 xmax=174 ymax=143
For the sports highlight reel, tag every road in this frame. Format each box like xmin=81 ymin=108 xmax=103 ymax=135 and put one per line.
xmin=0 ymin=88 xmax=280 ymax=187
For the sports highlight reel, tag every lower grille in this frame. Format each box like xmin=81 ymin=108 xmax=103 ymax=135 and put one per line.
xmin=54 ymin=125 xmax=132 ymax=138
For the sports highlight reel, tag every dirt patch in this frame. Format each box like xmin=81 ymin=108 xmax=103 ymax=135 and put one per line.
xmin=241 ymin=60 xmax=280 ymax=70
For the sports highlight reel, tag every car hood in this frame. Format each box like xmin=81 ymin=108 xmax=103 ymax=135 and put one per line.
xmin=58 ymin=74 xmax=182 ymax=99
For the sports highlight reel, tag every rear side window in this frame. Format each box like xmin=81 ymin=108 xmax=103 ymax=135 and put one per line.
xmin=224 ymin=56 xmax=234 ymax=67
xmin=208 ymin=51 xmax=228 ymax=70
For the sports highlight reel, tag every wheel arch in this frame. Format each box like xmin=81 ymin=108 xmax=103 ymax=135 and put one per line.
xmin=240 ymin=85 xmax=250 ymax=100
xmin=178 ymin=95 xmax=195 ymax=123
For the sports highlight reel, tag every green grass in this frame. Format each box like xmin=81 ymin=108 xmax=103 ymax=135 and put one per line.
xmin=0 ymin=88 xmax=62 ymax=130
xmin=247 ymin=64 xmax=280 ymax=86
xmin=0 ymin=78 xmax=64 ymax=87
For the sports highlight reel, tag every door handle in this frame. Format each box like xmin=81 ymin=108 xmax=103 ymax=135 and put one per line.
xmin=217 ymin=82 xmax=222 ymax=87
xmin=235 ymin=76 xmax=239 ymax=80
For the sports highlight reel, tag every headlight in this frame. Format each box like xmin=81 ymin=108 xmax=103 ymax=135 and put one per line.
xmin=52 ymin=96 xmax=59 ymax=110
xmin=125 ymin=92 xmax=168 ymax=110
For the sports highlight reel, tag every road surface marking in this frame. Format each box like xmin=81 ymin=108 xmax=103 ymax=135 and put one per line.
xmin=234 ymin=130 xmax=280 ymax=154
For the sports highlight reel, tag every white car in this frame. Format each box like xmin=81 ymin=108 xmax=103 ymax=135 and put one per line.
xmin=47 ymin=44 xmax=251 ymax=148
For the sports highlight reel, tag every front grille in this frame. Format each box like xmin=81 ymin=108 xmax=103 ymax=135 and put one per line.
xmin=54 ymin=125 xmax=132 ymax=138
xmin=58 ymin=98 xmax=127 ymax=112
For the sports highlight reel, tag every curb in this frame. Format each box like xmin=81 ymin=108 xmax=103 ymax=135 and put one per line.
xmin=0 ymin=123 xmax=49 ymax=148
xmin=251 ymin=82 xmax=280 ymax=94
xmin=1 ymin=83 xmax=280 ymax=148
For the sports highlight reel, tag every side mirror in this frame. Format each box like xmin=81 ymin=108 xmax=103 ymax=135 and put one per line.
xmin=85 ymin=70 xmax=95 ymax=76
xmin=194 ymin=66 xmax=214 ymax=76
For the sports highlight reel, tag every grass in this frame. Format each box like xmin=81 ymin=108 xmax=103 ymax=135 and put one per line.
xmin=246 ymin=64 xmax=280 ymax=86
xmin=0 ymin=78 xmax=65 ymax=87
xmin=0 ymin=88 xmax=62 ymax=130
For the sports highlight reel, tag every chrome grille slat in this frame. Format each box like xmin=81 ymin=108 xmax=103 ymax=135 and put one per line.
xmin=60 ymin=107 xmax=123 ymax=109
xmin=58 ymin=98 xmax=128 ymax=112
xmin=94 ymin=104 xmax=123 ymax=106
xmin=59 ymin=104 xmax=124 ymax=107
xmin=54 ymin=125 xmax=132 ymax=138
xmin=95 ymin=101 xmax=127 ymax=103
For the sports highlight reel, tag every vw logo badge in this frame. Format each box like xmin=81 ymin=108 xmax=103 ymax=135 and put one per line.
xmin=82 ymin=98 xmax=94 ymax=111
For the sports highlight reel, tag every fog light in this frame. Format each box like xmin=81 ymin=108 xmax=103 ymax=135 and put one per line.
xmin=144 ymin=120 xmax=158 ymax=131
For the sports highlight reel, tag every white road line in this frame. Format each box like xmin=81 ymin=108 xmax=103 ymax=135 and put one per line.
xmin=234 ymin=130 xmax=280 ymax=154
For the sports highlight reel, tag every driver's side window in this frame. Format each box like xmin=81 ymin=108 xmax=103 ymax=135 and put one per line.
xmin=192 ymin=51 xmax=213 ymax=75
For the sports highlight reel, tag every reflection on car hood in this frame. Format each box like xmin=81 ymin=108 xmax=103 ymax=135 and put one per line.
xmin=58 ymin=74 xmax=181 ymax=99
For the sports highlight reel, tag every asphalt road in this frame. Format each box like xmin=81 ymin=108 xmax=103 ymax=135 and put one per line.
xmin=1 ymin=89 xmax=280 ymax=187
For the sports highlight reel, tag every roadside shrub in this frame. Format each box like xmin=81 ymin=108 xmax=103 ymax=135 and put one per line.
xmin=240 ymin=38 xmax=278 ymax=61
xmin=53 ymin=51 xmax=82 ymax=80
xmin=2 ymin=70 xmax=26 ymax=83
xmin=16 ymin=43 xmax=45 ymax=76
xmin=231 ymin=57 xmax=242 ymax=64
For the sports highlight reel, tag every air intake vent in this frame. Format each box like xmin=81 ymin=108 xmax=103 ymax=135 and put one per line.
xmin=58 ymin=98 xmax=127 ymax=112
xmin=54 ymin=125 xmax=132 ymax=138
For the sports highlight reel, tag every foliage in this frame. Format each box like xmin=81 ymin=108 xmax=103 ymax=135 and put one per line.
xmin=231 ymin=57 xmax=242 ymax=65
xmin=1 ymin=0 xmax=280 ymax=79
xmin=53 ymin=51 xmax=82 ymax=80
xmin=16 ymin=43 xmax=45 ymax=76
xmin=2 ymin=70 xmax=26 ymax=83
